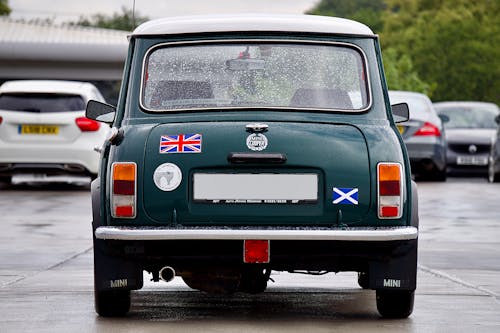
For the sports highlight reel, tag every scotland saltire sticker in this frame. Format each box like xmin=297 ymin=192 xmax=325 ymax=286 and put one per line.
xmin=333 ymin=187 xmax=359 ymax=205
xmin=159 ymin=134 xmax=202 ymax=153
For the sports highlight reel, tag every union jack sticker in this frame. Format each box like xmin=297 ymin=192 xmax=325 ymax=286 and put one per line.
xmin=159 ymin=134 xmax=202 ymax=154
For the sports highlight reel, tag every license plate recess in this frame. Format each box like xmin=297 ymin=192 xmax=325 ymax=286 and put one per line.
xmin=193 ymin=173 xmax=318 ymax=204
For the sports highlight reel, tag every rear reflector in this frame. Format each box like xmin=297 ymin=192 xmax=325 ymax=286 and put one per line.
xmin=75 ymin=117 xmax=100 ymax=132
xmin=244 ymin=240 xmax=270 ymax=264
xmin=111 ymin=162 xmax=136 ymax=219
xmin=378 ymin=163 xmax=403 ymax=219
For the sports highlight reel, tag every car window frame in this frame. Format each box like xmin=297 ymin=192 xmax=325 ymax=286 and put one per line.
xmin=139 ymin=39 xmax=372 ymax=114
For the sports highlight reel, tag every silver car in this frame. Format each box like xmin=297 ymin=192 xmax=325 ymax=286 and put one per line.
xmin=389 ymin=91 xmax=447 ymax=181
xmin=434 ymin=101 xmax=500 ymax=177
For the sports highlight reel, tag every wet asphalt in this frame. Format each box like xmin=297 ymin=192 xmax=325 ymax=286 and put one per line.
xmin=0 ymin=176 xmax=499 ymax=332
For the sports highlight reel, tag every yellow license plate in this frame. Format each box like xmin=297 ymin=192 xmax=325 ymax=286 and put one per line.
xmin=19 ymin=124 xmax=59 ymax=135
xmin=397 ymin=125 xmax=405 ymax=134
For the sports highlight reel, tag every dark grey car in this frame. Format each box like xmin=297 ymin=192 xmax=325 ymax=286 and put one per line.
xmin=489 ymin=113 xmax=500 ymax=182
xmin=433 ymin=101 xmax=500 ymax=177
xmin=389 ymin=91 xmax=447 ymax=181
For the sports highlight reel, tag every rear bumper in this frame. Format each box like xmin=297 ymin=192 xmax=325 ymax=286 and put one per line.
xmin=94 ymin=227 xmax=418 ymax=292
xmin=0 ymin=135 xmax=105 ymax=175
xmin=95 ymin=226 xmax=418 ymax=241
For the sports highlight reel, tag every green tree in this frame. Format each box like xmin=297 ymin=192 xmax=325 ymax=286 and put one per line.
xmin=306 ymin=0 xmax=386 ymax=33
xmin=71 ymin=6 xmax=148 ymax=31
xmin=0 ymin=0 xmax=11 ymax=16
xmin=305 ymin=0 xmax=431 ymax=94
xmin=382 ymin=48 xmax=435 ymax=95
xmin=382 ymin=0 xmax=500 ymax=104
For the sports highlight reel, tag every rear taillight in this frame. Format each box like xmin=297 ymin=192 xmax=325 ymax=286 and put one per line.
xmin=0 ymin=116 xmax=3 ymax=124
xmin=378 ymin=162 xmax=403 ymax=219
xmin=111 ymin=162 xmax=136 ymax=218
xmin=75 ymin=117 xmax=100 ymax=132
xmin=414 ymin=122 xmax=440 ymax=136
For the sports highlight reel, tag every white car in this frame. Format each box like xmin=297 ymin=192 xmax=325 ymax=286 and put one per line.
xmin=0 ymin=80 xmax=109 ymax=183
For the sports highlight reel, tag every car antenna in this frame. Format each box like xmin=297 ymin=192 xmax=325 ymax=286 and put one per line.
xmin=132 ymin=0 xmax=136 ymax=30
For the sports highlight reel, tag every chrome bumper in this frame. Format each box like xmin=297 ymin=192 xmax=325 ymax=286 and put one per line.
xmin=95 ymin=226 xmax=418 ymax=242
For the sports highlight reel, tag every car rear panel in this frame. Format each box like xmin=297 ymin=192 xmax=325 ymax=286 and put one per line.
xmin=0 ymin=110 xmax=85 ymax=143
xmin=131 ymin=121 xmax=372 ymax=227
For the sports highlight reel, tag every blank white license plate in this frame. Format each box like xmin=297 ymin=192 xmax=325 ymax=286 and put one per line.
xmin=193 ymin=173 xmax=318 ymax=204
xmin=456 ymin=156 xmax=488 ymax=165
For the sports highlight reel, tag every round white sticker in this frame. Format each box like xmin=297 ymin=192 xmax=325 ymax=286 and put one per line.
xmin=246 ymin=133 xmax=268 ymax=151
xmin=153 ymin=163 xmax=182 ymax=191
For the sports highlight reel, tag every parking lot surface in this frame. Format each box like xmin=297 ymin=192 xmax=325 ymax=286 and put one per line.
xmin=0 ymin=177 xmax=499 ymax=332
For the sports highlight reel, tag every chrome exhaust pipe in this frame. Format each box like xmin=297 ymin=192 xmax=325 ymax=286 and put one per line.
xmin=159 ymin=266 xmax=175 ymax=282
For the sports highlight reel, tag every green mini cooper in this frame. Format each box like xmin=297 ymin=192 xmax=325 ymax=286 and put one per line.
xmin=86 ymin=14 xmax=418 ymax=318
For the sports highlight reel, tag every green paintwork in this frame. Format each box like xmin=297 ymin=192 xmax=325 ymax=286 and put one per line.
xmin=102 ymin=33 xmax=412 ymax=229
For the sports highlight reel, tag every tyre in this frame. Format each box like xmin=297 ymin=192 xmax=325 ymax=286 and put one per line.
xmin=357 ymin=272 xmax=369 ymax=289
xmin=488 ymin=161 xmax=500 ymax=183
xmin=95 ymin=290 xmax=131 ymax=317
xmin=433 ymin=168 xmax=447 ymax=182
xmin=0 ymin=175 xmax=12 ymax=185
xmin=376 ymin=290 xmax=414 ymax=318
xmin=419 ymin=167 xmax=446 ymax=182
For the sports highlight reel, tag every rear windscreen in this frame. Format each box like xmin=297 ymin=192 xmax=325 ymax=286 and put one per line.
xmin=0 ymin=93 xmax=85 ymax=113
xmin=435 ymin=105 xmax=499 ymax=129
xmin=142 ymin=41 xmax=370 ymax=112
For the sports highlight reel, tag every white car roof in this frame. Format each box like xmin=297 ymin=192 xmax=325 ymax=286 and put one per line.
xmin=0 ymin=80 xmax=98 ymax=98
xmin=433 ymin=101 xmax=499 ymax=110
xmin=132 ymin=14 xmax=374 ymax=37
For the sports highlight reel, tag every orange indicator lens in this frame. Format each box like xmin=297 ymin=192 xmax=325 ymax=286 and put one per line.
xmin=113 ymin=163 xmax=136 ymax=181
xmin=378 ymin=164 xmax=401 ymax=181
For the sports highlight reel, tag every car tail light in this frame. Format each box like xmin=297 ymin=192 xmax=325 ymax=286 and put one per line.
xmin=75 ymin=117 xmax=100 ymax=132
xmin=0 ymin=116 xmax=3 ymax=125
xmin=378 ymin=162 xmax=403 ymax=219
xmin=111 ymin=162 xmax=136 ymax=218
xmin=414 ymin=122 xmax=441 ymax=136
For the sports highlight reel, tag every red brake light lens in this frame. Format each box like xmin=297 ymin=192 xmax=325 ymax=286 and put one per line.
xmin=379 ymin=180 xmax=401 ymax=196
xmin=75 ymin=117 xmax=100 ymax=132
xmin=113 ymin=180 xmax=135 ymax=195
xmin=414 ymin=122 xmax=440 ymax=136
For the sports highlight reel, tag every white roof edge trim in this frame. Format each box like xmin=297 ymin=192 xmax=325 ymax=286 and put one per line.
xmin=95 ymin=226 xmax=418 ymax=241
xmin=132 ymin=14 xmax=374 ymax=37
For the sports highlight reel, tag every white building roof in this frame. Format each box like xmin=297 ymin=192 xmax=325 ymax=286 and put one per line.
xmin=132 ymin=14 xmax=374 ymax=37
xmin=0 ymin=17 xmax=128 ymax=62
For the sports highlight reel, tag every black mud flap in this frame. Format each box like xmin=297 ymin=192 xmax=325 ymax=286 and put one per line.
xmin=91 ymin=178 xmax=143 ymax=293
xmin=93 ymin=237 xmax=144 ymax=292
xmin=368 ymin=239 xmax=418 ymax=291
